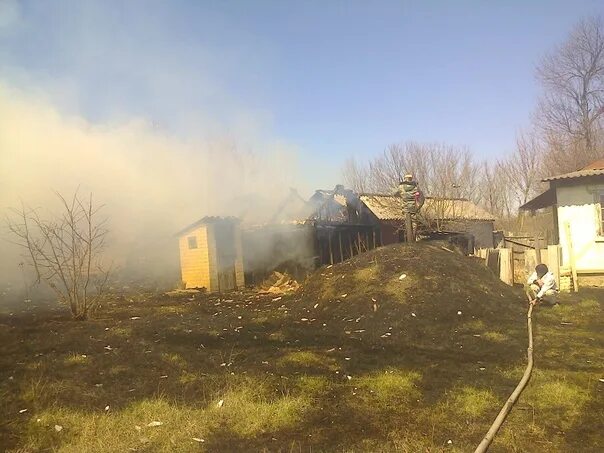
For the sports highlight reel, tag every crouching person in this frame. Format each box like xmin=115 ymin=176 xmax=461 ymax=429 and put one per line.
xmin=527 ymin=264 xmax=559 ymax=306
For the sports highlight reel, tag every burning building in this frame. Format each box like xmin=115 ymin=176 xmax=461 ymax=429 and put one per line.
xmin=175 ymin=186 xmax=495 ymax=292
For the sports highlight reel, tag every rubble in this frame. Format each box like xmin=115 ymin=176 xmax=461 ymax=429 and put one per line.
xmin=165 ymin=289 xmax=204 ymax=297
xmin=259 ymin=271 xmax=300 ymax=295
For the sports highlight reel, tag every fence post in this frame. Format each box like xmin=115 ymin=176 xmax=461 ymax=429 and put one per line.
xmin=564 ymin=223 xmax=579 ymax=292
xmin=499 ymin=248 xmax=514 ymax=286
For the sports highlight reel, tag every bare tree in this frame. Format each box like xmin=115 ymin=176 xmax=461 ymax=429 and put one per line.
xmin=342 ymin=157 xmax=370 ymax=193
xmin=6 ymin=191 xmax=110 ymax=319
xmin=478 ymin=161 xmax=509 ymax=219
xmin=353 ymin=141 xmax=481 ymax=201
xmin=536 ymin=17 xmax=604 ymax=172
xmin=367 ymin=143 xmax=409 ymax=193
xmin=502 ymin=130 xmax=542 ymax=207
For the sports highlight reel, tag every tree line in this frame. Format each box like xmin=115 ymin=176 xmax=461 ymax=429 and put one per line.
xmin=343 ymin=17 xmax=604 ymax=220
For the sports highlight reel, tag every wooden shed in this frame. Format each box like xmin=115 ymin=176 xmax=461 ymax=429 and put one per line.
xmin=176 ymin=217 xmax=244 ymax=292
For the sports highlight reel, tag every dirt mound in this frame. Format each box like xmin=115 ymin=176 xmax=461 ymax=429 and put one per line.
xmin=291 ymin=242 xmax=526 ymax=352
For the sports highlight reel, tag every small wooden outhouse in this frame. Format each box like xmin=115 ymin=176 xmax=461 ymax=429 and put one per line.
xmin=177 ymin=217 xmax=244 ymax=292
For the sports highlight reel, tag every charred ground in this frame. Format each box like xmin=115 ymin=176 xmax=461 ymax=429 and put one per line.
xmin=0 ymin=243 xmax=602 ymax=452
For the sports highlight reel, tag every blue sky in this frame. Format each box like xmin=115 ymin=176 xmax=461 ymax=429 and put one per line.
xmin=1 ymin=0 xmax=603 ymax=187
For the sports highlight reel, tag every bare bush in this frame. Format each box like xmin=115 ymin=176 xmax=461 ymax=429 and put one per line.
xmin=6 ymin=191 xmax=110 ymax=319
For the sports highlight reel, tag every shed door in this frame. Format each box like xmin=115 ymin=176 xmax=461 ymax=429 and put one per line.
xmin=214 ymin=223 xmax=237 ymax=292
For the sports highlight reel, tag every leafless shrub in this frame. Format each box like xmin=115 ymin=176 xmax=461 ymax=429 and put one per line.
xmin=6 ymin=191 xmax=110 ymax=319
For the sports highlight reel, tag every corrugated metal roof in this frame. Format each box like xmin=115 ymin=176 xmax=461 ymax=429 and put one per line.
xmin=543 ymin=168 xmax=604 ymax=182
xmin=542 ymin=159 xmax=604 ymax=181
xmin=519 ymin=188 xmax=556 ymax=211
xmin=582 ymin=158 xmax=604 ymax=170
xmin=359 ymin=194 xmax=495 ymax=221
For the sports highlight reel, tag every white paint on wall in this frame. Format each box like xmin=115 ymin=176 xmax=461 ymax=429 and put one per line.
xmin=556 ymin=184 xmax=604 ymax=272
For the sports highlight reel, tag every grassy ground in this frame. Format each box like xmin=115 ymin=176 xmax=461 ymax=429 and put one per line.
xmin=0 ymin=243 xmax=602 ymax=452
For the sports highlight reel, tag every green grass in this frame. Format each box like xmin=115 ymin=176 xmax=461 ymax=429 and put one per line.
xmin=0 ymin=259 xmax=602 ymax=452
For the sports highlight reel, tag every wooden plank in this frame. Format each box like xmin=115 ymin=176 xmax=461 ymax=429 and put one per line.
xmin=564 ymin=223 xmax=579 ymax=292
xmin=534 ymin=236 xmax=542 ymax=263
xmin=338 ymin=231 xmax=344 ymax=263
xmin=504 ymin=237 xmax=535 ymax=249
xmin=328 ymin=232 xmax=334 ymax=265
xmin=525 ymin=249 xmax=537 ymax=279
xmin=499 ymin=248 xmax=514 ymax=286
xmin=486 ymin=249 xmax=499 ymax=274
xmin=405 ymin=212 xmax=414 ymax=242
xmin=547 ymin=245 xmax=561 ymax=289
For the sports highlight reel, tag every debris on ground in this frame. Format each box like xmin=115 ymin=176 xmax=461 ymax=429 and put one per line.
xmin=165 ymin=289 xmax=204 ymax=297
xmin=259 ymin=272 xmax=300 ymax=295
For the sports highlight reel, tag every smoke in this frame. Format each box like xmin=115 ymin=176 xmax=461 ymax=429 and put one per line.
xmin=0 ymin=81 xmax=309 ymax=290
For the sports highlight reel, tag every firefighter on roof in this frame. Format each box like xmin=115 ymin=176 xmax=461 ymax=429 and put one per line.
xmin=396 ymin=174 xmax=425 ymax=240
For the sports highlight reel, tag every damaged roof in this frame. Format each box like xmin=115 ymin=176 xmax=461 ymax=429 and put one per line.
xmin=360 ymin=194 xmax=495 ymax=221
xmin=269 ymin=188 xmax=315 ymax=224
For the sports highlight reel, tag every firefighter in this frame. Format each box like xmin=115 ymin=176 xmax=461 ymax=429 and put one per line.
xmin=396 ymin=174 xmax=424 ymax=240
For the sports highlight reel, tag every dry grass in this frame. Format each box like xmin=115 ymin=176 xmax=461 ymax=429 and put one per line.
xmin=1 ymin=244 xmax=602 ymax=452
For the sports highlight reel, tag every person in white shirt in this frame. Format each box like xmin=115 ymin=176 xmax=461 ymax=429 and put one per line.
xmin=527 ymin=264 xmax=558 ymax=305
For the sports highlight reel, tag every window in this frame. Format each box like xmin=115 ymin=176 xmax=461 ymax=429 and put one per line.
xmin=187 ymin=236 xmax=198 ymax=249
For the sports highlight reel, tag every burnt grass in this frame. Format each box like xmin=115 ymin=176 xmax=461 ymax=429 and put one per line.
xmin=0 ymin=242 xmax=603 ymax=452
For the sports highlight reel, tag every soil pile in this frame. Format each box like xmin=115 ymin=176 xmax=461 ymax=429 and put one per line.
xmin=291 ymin=242 xmax=527 ymax=353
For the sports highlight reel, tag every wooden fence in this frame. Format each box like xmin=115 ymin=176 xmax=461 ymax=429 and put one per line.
xmin=476 ymin=245 xmax=564 ymax=289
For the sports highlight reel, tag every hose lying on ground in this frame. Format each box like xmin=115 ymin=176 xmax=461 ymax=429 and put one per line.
xmin=474 ymin=296 xmax=534 ymax=453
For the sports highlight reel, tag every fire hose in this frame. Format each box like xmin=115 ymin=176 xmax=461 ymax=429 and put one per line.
xmin=474 ymin=295 xmax=534 ymax=452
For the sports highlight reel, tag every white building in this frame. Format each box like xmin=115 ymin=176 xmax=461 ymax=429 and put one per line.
xmin=521 ymin=159 xmax=604 ymax=286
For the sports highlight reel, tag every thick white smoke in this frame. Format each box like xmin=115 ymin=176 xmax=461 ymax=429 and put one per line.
xmin=0 ymin=82 xmax=308 ymax=291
